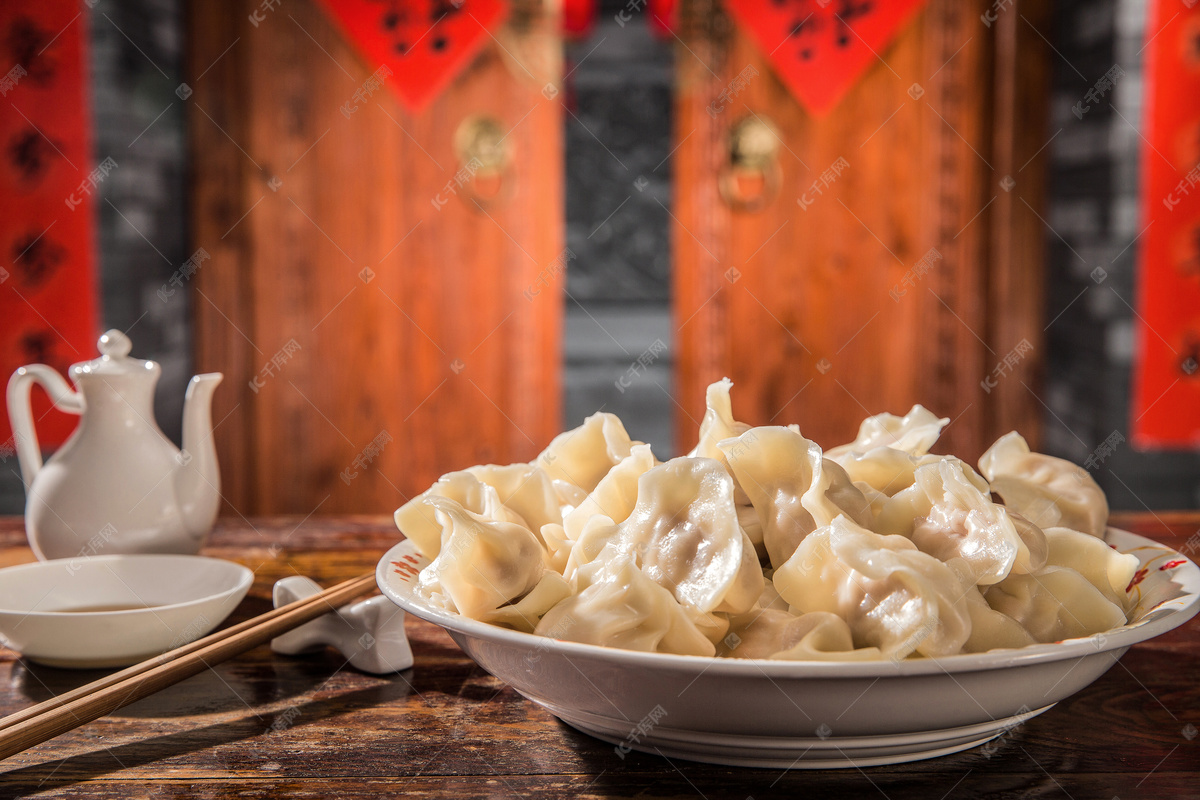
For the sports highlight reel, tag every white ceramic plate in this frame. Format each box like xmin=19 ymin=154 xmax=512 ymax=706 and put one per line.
xmin=0 ymin=555 xmax=252 ymax=668
xmin=377 ymin=528 xmax=1200 ymax=768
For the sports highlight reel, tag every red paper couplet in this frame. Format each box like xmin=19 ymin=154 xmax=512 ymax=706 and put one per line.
xmin=722 ymin=0 xmax=928 ymax=117
xmin=1131 ymin=0 xmax=1200 ymax=447
xmin=314 ymin=0 xmax=508 ymax=113
xmin=0 ymin=2 xmax=100 ymax=452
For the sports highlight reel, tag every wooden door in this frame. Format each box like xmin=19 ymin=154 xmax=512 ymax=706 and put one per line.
xmin=187 ymin=0 xmax=562 ymax=515
xmin=672 ymin=0 xmax=1051 ymax=462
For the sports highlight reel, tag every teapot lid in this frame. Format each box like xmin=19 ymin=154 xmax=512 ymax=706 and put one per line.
xmin=70 ymin=330 xmax=160 ymax=380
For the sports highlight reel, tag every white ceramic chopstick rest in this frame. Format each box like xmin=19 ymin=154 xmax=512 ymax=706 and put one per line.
xmin=270 ymin=576 xmax=413 ymax=674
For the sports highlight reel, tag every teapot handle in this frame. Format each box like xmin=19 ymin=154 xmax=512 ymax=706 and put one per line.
xmin=6 ymin=365 xmax=83 ymax=489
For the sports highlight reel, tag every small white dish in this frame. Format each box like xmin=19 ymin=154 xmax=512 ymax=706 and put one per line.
xmin=377 ymin=528 xmax=1200 ymax=768
xmin=0 ymin=554 xmax=252 ymax=668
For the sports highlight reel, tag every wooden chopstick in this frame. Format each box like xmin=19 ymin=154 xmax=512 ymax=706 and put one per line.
xmin=0 ymin=572 xmax=377 ymax=734
xmin=0 ymin=571 xmax=378 ymax=760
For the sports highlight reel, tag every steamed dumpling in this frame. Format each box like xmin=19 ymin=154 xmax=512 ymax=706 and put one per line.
xmin=465 ymin=464 xmax=563 ymax=534
xmin=534 ymin=551 xmax=716 ymax=656
xmin=826 ymin=405 xmax=949 ymax=459
xmin=831 ymin=447 xmax=980 ymax=500
xmin=961 ymin=587 xmax=1036 ymax=652
xmin=983 ymin=566 xmax=1127 ymax=642
xmin=689 ymin=378 xmax=762 ymax=547
xmin=415 ymin=498 xmax=546 ymax=619
xmin=1041 ymin=526 xmax=1139 ymax=611
xmin=718 ymin=426 xmax=872 ymax=570
xmin=536 ymin=411 xmax=639 ymax=493
xmin=720 ymin=609 xmax=884 ymax=661
xmin=773 ymin=515 xmax=972 ymax=659
xmin=854 ymin=481 xmax=891 ymax=520
xmin=540 ymin=522 xmax=572 ymax=574
xmin=831 ymin=446 xmax=939 ymax=497
xmin=560 ymin=444 xmax=657 ymax=566
xmin=482 ymin=572 xmax=572 ymax=633
xmin=395 ymin=471 xmax=532 ymax=559
xmin=979 ymin=432 xmax=1109 ymax=537
xmin=566 ymin=457 xmax=763 ymax=614
xmin=876 ymin=460 xmax=1047 ymax=585
xmin=688 ymin=377 xmax=753 ymax=463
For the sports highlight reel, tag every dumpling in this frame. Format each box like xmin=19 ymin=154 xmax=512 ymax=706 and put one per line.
xmin=688 ymin=378 xmax=761 ymax=540
xmin=415 ymin=498 xmax=546 ymax=619
xmin=984 ymin=566 xmax=1128 ymax=642
xmin=736 ymin=503 xmax=767 ymax=561
xmin=719 ymin=609 xmax=884 ymax=661
xmin=540 ymin=522 xmax=572 ymax=574
xmin=826 ymin=405 xmax=949 ymax=459
xmin=482 ymin=572 xmax=572 ymax=633
xmin=718 ymin=426 xmax=872 ymax=570
xmin=465 ymin=464 xmax=563 ymax=533
xmin=688 ymin=377 xmax=752 ymax=462
xmin=536 ymin=411 xmax=638 ymax=493
xmin=561 ymin=513 xmax=620 ymax=581
xmin=773 ymin=515 xmax=972 ymax=659
xmin=566 ymin=457 xmax=763 ymax=614
xmin=756 ymin=577 xmax=790 ymax=612
xmin=561 ymin=444 xmax=658 ymax=566
xmin=1041 ymin=526 xmax=1139 ymax=611
xmin=831 ymin=446 xmax=938 ymax=497
xmin=962 ymin=587 xmax=1036 ymax=652
xmin=395 ymin=471 xmax=531 ymax=559
xmin=550 ymin=444 xmax=657 ymax=575
xmin=534 ymin=551 xmax=716 ymax=656
xmin=876 ymin=460 xmax=1047 ymax=585
xmin=979 ymin=432 xmax=1109 ymax=537
xmin=854 ymin=481 xmax=890 ymax=520
xmin=687 ymin=607 xmax=732 ymax=647
xmin=551 ymin=480 xmax=588 ymax=515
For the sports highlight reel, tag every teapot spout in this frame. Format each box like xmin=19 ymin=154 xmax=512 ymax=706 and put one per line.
xmin=175 ymin=373 xmax=223 ymax=540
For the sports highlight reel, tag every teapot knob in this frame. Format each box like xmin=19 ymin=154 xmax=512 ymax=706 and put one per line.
xmin=97 ymin=329 xmax=132 ymax=359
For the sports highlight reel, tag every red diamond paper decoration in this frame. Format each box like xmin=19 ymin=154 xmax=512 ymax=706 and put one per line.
xmin=315 ymin=0 xmax=508 ymax=113
xmin=723 ymin=0 xmax=928 ymax=117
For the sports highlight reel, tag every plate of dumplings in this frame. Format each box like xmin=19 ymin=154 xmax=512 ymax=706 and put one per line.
xmin=377 ymin=379 xmax=1200 ymax=768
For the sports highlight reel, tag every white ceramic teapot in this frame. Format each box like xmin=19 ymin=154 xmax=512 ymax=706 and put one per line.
xmin=6 ymin=330 xmax=223 ymax=560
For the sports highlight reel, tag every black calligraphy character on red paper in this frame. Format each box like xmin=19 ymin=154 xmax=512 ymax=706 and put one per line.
xmin=832 ymin=0 xmax=874 ymax=48
xmin=1179 ymin=334 xmax=1199 ymax=377
xmin=790 ymin=14 xmax=823 ymax=60
xmin=780 ymin=0 xmax=875 ymax=62
xmin=12 ymin=230 xmax=66 ymax=290
xmin=375 ymin=0 xmax=463 ymax=57
xmin=5 ymin=16 xmax=57 ymax=86
xmin=7 ymin=128 xmax=61 ymax=186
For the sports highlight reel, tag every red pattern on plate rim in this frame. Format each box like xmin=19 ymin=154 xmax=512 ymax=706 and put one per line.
xmin=1123 ymin=545 xmax=1188 ymax=605
xmin=392 ymin=560 xmax=420 ymax=581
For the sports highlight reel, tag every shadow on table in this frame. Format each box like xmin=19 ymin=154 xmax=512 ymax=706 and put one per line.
xmin=0 ymin=670 xmax=415 ymax=791
xmin=552 ymin=717 xmax=1069 ymax=799
xmin=10 ymin=647 xmax=369 ymax=718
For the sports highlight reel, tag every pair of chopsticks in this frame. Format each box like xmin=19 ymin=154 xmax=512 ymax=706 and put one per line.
xmin=0 ymin=572 xmax=377 ymax=761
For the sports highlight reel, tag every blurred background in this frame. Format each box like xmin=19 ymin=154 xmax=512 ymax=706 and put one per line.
xmin=1 ymin=0 xmax=1198 ymax=516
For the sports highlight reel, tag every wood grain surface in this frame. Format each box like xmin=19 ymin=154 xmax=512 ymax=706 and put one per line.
xmin=187 ymin=0 xmax=564 ymax=517
xmin=0 ymin=513 xmax=1196 ymax=799
xmin=671 ymin=0 xmax=1051 ymax=465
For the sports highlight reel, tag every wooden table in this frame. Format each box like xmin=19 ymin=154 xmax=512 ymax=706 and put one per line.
xmin=1 ymin=513 xmax=1197 ymax=798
